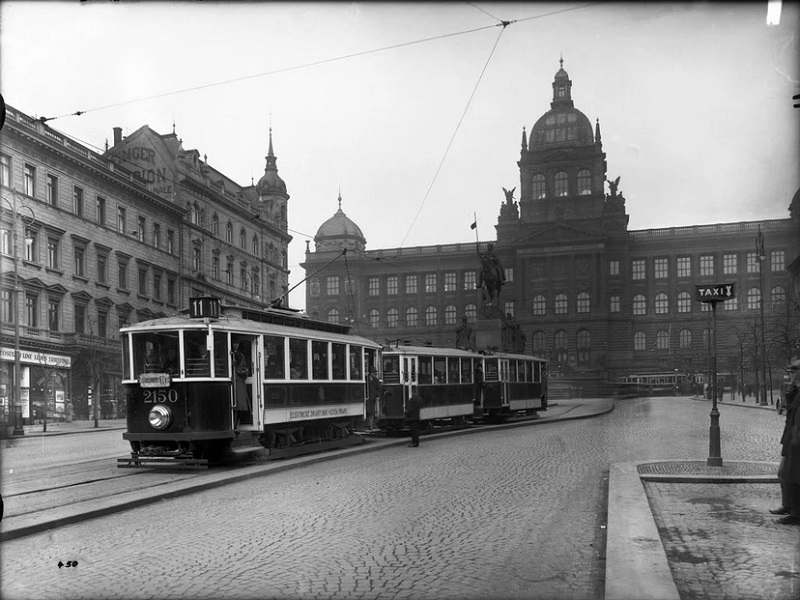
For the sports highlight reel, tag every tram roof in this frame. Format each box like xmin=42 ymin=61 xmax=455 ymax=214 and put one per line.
xmin=383 ymin=345 xmax=544 ymax=362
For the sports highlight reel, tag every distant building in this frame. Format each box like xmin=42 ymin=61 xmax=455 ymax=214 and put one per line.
xmin=0 ymin=106 xmax=291 ymax=422
xmin=302 ymin=61 xmax=800 ymax=394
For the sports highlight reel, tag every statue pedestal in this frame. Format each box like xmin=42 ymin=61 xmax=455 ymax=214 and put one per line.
xmin=474 ymin=318 xmax=504 ymax=352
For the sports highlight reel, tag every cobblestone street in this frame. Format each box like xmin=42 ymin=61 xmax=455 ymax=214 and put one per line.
xmin=0 ymin=397 xmax=788 ymax=600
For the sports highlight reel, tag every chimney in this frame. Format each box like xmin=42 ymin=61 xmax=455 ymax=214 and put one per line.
xmin=113 ymin=127 xmax=123 ymax=146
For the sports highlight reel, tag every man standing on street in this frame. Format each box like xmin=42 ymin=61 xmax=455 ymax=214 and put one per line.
xmin=775 ymin=359 xmax=800 ymax=525
xmin=366 ymin=368 xmax=381 ymax=431
xmin=406 ymin=389 xmax=422 ymax=448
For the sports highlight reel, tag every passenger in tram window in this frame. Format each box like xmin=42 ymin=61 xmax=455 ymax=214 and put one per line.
xmin=163 ymin=347 xmax=178 ymax=375
xmin=265 ymin=355 xmax=282 ymax=379
xmin=144 ymin=343 xmax=162 ymax=372
xmin=290 ymin=361 xmax=304 ymax=379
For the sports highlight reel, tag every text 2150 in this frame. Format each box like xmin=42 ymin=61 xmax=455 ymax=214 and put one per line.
xmin=143 ymin=389 xmax=179 ymax=403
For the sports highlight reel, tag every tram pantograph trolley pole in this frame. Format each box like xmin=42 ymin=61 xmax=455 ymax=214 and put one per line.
xmin=695 ymin=283 xmax=736 ymax=467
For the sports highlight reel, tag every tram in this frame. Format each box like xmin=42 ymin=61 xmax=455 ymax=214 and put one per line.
xmin=377 ymin=345 xmax=547 ymax=430
xmin=119 ymin=297 xmax=381 ymax=466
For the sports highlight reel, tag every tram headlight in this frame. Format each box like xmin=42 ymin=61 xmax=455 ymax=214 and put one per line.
xmin=148 ymin=405 xmax=172 ymax=430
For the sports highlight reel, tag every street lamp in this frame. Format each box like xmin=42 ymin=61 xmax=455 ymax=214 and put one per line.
xmin=756 ymin=228 xmax=768 ymax=405
xmin=2 ymin=189 xmax=36 ymax=436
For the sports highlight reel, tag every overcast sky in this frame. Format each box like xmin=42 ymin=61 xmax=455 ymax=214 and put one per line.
xmin=2 ymin=1 xmax=798 ymax=310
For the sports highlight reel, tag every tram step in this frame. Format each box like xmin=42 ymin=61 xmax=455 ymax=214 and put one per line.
xmin=116 ymin=455 xmax=210 ymax=469
xmin=228 ymin=445 xmax=266 ymax=455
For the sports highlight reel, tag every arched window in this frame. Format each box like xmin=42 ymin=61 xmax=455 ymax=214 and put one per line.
xmin=771 ymin=286 xmax=786 ymax=307
xmin=554 ymin=293 xmax=568 ymax=315
xmin=634 ymin=331 xmax=646 ymax=351
xmin=368 ymin=309 xmax=379 ymax=329
xmin=554 ymin=330 xmax=568 ymax=364
xmin=577 ymin=329 xmax=591 ymax=365
xmin=425 ymin=305 xmax=437 ymax=326
xmin=654 ymin=292 xmax=669 ymax=314
xmin=387 ymin=308 xmax=399 ymax=328
xmin=465 ymin=304 xmax=477 ymax=322
xmin=633 ymin=294 xmax=646 ymax=315
xmin=212 ymin=214 xmax=219 ymax=236
xmin=444 ymin=305 xmax=457 ymax=325
xmin=191 ymin=203 xmax=200 ymax=226
xmin=532 ymin=174 xmax=546 ymax=199
xmin=747 ymin=288 xmax=761 ymax=310
xmin=576 ymin=292 xmax=590 ymax=314
xmin=554 ymin=171 xmax=569 ymax=197
xmin=252 ymin=235 xmax=259 ymax=255
xmin=577 ymin=169 xmax=591 ymax=195
xmin=677 ymin=292 xmax=692 ymax=313
xmin=226 ymin=222 xmax=233 ymax=244
xmin=406 ymin=307 xmax=418 ymax=327
xmin=656 ymin=330 xmax=670 ymax=350
xmin=532 ymin=331 xmax=546 ymax=358
xmin=327 ymin=308 xmax=339 ymax=324
xmin=679 ymin=329 xmax=692 ymax=349
xmin=532 ymin=294 xmax=546 ymax=316
xmin=239 ymin=228 xmax=247 ymax=249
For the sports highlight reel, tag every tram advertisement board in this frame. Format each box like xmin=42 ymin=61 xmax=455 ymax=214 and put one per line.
xmin=695 ymin=283 xmax=736 ymax=303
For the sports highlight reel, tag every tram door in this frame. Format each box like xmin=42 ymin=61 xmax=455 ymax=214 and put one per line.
xmin=231 ymin=334 xmax=260 ymax=430
xmin=498 ymin=358 xmax=511 ymax=408
xmin=402 ymin=356 xmax=418 ymax=412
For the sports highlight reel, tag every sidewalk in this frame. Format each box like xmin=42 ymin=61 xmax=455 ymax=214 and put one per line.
xmin=12 ymin=417 xmax=127 ymax=437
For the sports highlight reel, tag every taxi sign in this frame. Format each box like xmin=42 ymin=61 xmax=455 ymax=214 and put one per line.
xmin=695 ymin=283 xmax=736 ymax=303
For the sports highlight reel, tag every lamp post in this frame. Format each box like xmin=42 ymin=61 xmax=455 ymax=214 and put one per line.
xmin=756 ymin=228 xmax=769 ymax=405
xmin=2 ymin=190 xmax=36 ymax=436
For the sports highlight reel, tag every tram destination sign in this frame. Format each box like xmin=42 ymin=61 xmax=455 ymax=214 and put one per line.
xmin=695 ymin=283 xmax=736 ymax=303
xmin=189 ymin=297 xmax=221 ymax=319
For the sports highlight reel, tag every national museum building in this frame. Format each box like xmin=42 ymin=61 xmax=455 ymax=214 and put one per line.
xmin=1 ymin=105 xmax=291 ymax=423
xmin=302 ymin=62 xmax=800 ymax=394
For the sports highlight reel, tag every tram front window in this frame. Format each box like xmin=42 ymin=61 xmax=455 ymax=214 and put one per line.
xmin=133 ymin=333 xmax=179 ymax=377
xmin=185 ymin=330 xmax=211 ymax=377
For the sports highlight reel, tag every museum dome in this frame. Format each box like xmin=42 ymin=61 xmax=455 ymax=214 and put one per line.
xmin=314 ymin=194 xmax=366 ymax=252
xmin=530 ymin=59 xmax=595 ymax=151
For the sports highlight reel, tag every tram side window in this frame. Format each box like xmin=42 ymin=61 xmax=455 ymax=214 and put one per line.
xmin=350 ymin=346 xmax=363 ymax=380
xmin=133 ymin=333 xmax=179 ymax=377
xmin=312 ymin=341 xmax=329 ymax=380
xmin=264 ymin=335 xmax=286 ymax=379
xmin=447 ymin=357 xmax=460 ymax=383
xmin=460 ymin=358 xmax=473 ymax=383
xmin=289 ymin=338 xmax=308 ymax=379
xmin=510 ymin=360 xmax=518 ymax=382
xmin=383 ymin=356 xmax=400 ymax=384
xmin=419 ymin=357 xmax=433 ymax=385
xmin=433 ymin=357 xmax=446 ymax=383
xmin=332 ymin=343 xmax=347 ymax=380
xmin=526 ymin=362 xmax=534 ymax=383
xmin=485 ymin=359 xmax=499 ymax=381
xmin=185 ymin=330 xmax=211 ymax=377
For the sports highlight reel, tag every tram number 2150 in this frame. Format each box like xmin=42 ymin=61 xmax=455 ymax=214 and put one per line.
xmin=143 ymin=388 xmax=179 ymax=403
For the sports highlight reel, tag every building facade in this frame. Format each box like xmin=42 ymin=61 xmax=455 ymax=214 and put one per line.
xmin=0 ymin=106 xmax=291 ymax=424
xmin=302 ymin=62 xmax=800 ymax=394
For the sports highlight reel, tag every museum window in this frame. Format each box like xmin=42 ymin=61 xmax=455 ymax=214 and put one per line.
xmin=554 ymin=293 xmax=567 ymax=315
xmin=532 ymin=294 xmax=546 ymax=316
xmin=577 ymin=329 xmax=591 ymax=365
xmin=656 ymin=330 xmax=670 ymax=351
xmin=532 ymin=174 xmax=546 ymax=199
xmin=368 ymin=277 xmax=379 ymax=296
xmin=387 ymin=276 xmax=398 ymax=296
xmin=47 ymin=237 xmax=60 ymax=270
xmin=504 ymin=268 xmax=514 ymax=282
xmin=48 ymin=298 xmax=60 ymax=332
xmin=771 ymin=286 xmax=786 ymax=307
xmin=425 ymin=273 xmax=437 ymax=294
xmin=677 ymin=256 xmax=691 ymax=277
xmin=554 ymin=330 xmax=568 ymax=364
xmin=747 ymin=287 xmax=761 ymax=310
xmin=464 ymin=271 xmax=476 ymax=291
xmin=532 ymin=331 xmax=546 ymax=358
xmin=634 ymin=331 xmax=646 ymax=352
xmin=326 ymin=276 xmax=339 ymax=296
xmin=654 ymin=292 xmax=669 ymax=314
xmin=406 ymin=307 xmax=418 ymax=327
xmin=554 ymin=171 xmax=569 ymax=197
xmin=47 ymin=174 xmax=58 ymax=206
xmin=444 ymin=272 xmax=456 ymax=292
xmin=700 ymin=255 xmax=714 ymax=276
xmin=405 ymin=275 xmax=418 ymax=294
xmin=632 ymin=294 xmax=646 ymax=315
xmin=609 ymin=294 xmax=620 ymax=313
xmin=73 ymin=187 xmax=84 ymax=217
xmin=723 ymin=253 xmax=737 ymax=275
xmin=465 ymin=303 xmax=477 ymax=322
xmin=387 ymin=308 xmax=399 ymax=328
xmin=746 ymin=251 xmax=759 ymax=273
xmin=504 ymin=301 xmax=514 ymax=318
xmin=576 ymin=292 xmax=590 ymax=314
xmin=445 ymin=305 xmax=457 ymax=325
xmin=771 ymin=250 xmax=785 ymax=272
xmin=23 ymin=164 xmax=36 ymax=197
xmin=609 ymin=260 xmax=620 ymax=276
xmin=425 ymin=305 xmax=437 ymax=326
xmin=369 ymin=309 xmax=379 ymax=329
xmin=654 ymin=258 xmax=668 ymax=279
xmin=327 ymin=308 xmax=339 ymax=324
xmin=679 ymin=329 xmax=692 ymax=349
xmin=632 ymin=259 xmax=645 ymax=280
xmin=723 ymin=295 xmax=738 ymax=311
xmin=677 ymin=292 xmax=692 ymax=313
xmin=0 ymin=154 xmax=10 ymax=187
xmin=577 ymin=169 xmax=591 ymax=195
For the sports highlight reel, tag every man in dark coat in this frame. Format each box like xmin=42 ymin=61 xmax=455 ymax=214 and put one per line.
xmin=366 ymin=369 xmax=381 ymax=431
xmin=775 ymin=360 xmax=800 ymax=525
xmin=405 ymin=389 xmax=422 ymax=448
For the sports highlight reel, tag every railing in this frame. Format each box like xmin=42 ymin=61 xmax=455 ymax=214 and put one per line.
xmin=632 ymin=219 xmax=789 ymax=240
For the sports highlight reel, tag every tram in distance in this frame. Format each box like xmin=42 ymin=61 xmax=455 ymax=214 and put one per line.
xmin=377 ymin=345 xmax=548 ymax=430
xmin=119 ymin=297 xmax=381 ymax=466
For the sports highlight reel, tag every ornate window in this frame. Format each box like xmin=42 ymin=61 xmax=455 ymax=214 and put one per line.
xmin=554 ymin=330 xmax=568 ymax=364
xmin=654 ymin=258 xmax=668 ymax=279
xmin=771 ymin=286 xmax=786 ymax=307
xmin=405 ymin=275 xmax=417 ymax=294
xmin=532 ymin=331 xmax=546 ymax=358
xmin=633 ymin=294 xmax=646 ymax=315
xmin=387 ymin=308 xmax=399 ymax=328
xmin=327 ymin=308 xmax=339 ymax=324
xmin=464 ymin=271 xmax=476 ymax=290
xmin=747 ymin=287 xmax=761 ymax=310
xmin=632 ymin=260 xmax=646 ymax=280
xmin=406 ymin=307 xmax=418 ymax=327
xmin=368 ymin=277 xmax=379 ymax=296
xmin=700 ymin=255 xmax=714 ymax=276
xmin=554 ymin=171 xmax=568 ymax=197
xmin=465 ymin=304 xmax=477 ymax=322
xmin=656 ymin=330 xmax=670 ymax=350
xmin=226 ymin=222 xmax=233 ymax=244
xmin=679 ymin=329 xmax=692 ymax=349
xmin=554 ymin=293 xmax=567 ymax=315
xmin=576 ymin=292 xmax=590 ymax=314
xmin=677 ymin=292 xmax=692 ymax=313
xmin=577 ymin=329 xmax=591 ymax=365
xmin=425 ymin=306 xmax=437 ymax=326
xmin=634 ymin=331 xmax=646 ymax=351
xmin=212 ymin=214 xmax=219 ymax=236
xmin=677 ymin=256 xmax=691 ymax=277
xmin=654 ymin=292 xmax=669 ymax=314
xmin=444 ymin=305 xmax=457 ymax=325
xmin=771 ymin=251 xmax=785 ymax=272
xmin=532 ymin=294 xmax=546 ymax=316
xmin=723 ymin=253 xmax=737 ymax=275
xmin=532 ymin=174 xmax=546 ymax=199
xmin=387 ymin=276 xmax=398 ymax=296
xmin=368 ymin=309 xmax=379 ymax=329
xmin=577 ymin=169 xmax=591 ymax=195
xmin=610 ymin=295 xmax=620 ymax=313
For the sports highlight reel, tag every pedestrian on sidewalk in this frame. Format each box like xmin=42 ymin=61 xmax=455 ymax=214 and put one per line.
xmin=774 ymin=359 xmax=800 ymax=525
xmin=406 ymin=389 xmax=422 ymax=448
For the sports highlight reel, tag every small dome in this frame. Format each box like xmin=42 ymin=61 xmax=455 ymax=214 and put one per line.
xmin=530 ymin=107 xmax=594 ymax=150
xmin=314 ymin=197 xmax=366 ymax=252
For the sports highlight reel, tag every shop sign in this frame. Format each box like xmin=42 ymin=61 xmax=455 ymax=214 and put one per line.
xmin=0 ymin=348 xmax=71 ymax=368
